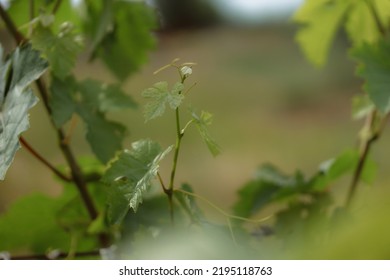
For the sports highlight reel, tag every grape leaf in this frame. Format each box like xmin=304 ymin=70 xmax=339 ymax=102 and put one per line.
xmin=294 ymin=0 xmax=351 ymax=66
xmin=0 ymin=44 xmax=48 ymax=180
xmin=351 ymin=39 xmax=390 ymax=114
xmin=142 ymin=81 xmax=184 ymax=122
xmin=31 ymin=22 xmax=83 ymax=79
xmin=83 ymin=0 xmax=157 ymax=80
xmin=50 ymin=76 xmax=135 ymax=163
xmin=101 ymin=139 xmax=172 ymax=224
xmin=191 ymin=110 xmax=221 ymax=156
xmin=233 ymin=164 xmax=307 ymax=217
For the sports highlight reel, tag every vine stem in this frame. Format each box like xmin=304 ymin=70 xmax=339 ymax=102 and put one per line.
xmin=20 ymin=136 xmax=71 ymax=182
xmin=346 ymin=110 xmax=387 ymax=208
xmin=0 ymin=5 xmax=110 ymax=248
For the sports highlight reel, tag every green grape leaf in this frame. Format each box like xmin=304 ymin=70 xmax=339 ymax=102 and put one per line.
xmin=49 ymin=76 xmax=77 ymax=127
xmin=294 ymin=0 xmax=351 ymax=66
xmin=31 ymin=23 xmax=83 ymax=79
xmin=233 ymin=164 xmax=307 ymax=217
xmin=102 ymin=139 xmax=173 ymax=224
xmin=191 ymin=110 xmax=221 ymax=156
xmin=351 ymin=39 xmax=390 ymax=114
xmin=142 ymin=81 xmax=184 ymax=122
xmin=83 ymin=0 xmax=157 ymax=80
xmin=49 ymin=76 xmax=135 ymax=163
xmin=0 ymin=44 xmax=48 ymax=180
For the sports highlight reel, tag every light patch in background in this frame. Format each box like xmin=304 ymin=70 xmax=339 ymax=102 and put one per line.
xmin=212 ymin=0 xmax=304 ymax=24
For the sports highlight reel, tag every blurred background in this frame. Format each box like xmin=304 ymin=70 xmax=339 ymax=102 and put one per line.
xmin=1 ymin=0 xmax=390 ymax=219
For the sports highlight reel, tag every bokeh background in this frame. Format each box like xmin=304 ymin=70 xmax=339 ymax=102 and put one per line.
xmin=1 ymin=0 xmax=390 ymax=221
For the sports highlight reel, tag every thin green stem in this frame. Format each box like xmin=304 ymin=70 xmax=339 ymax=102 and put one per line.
xmin=365 ymin=0 xmax=386 ymax=36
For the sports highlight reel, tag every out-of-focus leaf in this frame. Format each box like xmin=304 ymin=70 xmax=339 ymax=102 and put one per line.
xmin=101 ymin=139 xmax=172 ymax=224
xmin=351 ymin=94 xmax=374 ymax=120
xmin=142 ymin=81 xmax=184 ymax=122
xmin=83 ymin=0 xmax=157 ymax=80
xmin=233 ymin=164 xmax=307 ymax=218
xmin=0 ymin=44 xmax=48 ymax=180
xmin=191 ymin=110 xmax=221 ymax=156
xmin=293 ymin=0 xmax=351 ymax=66
xmin=31 ymin=23 xmax=83 ymax=79
xmin=49 ymin=76 xmax=136 ymax=163
xmin=351 ymin=39 xmax=390 ymax=114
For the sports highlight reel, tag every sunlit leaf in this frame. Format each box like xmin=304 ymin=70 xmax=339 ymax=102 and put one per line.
xmin=294 ymin=0 xmax=350 ymax=66
xmin=0 ymin=44 xmax=48 ymax=180
xmin=102 ymin=139 xmax=172 ymax=224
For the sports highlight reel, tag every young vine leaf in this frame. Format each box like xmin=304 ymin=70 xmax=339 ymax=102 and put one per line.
xmin=191 ymin=110 xmax=221 ymax=156
xmin=50 ymin=76 xmax=136 ymax=163
xmin=351 ymin=39 xmax=390 ymax=114
xmin=0 ymin=44 xmax=48 ymax=180
xmin=142 ymin=81 xmax=184 ymax=122
xmin=101 ymin=139 xmax=173 ymax=225
xmin=31 ymin=22 xmax=83 ymax=80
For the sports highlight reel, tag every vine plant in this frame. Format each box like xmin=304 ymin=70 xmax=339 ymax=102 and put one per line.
xmin=0 ymin=0 xmax=390 ymax=259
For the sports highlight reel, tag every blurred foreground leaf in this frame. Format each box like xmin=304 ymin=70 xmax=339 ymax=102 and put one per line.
xmin=0 ymin=44 xmax=48 ymax=180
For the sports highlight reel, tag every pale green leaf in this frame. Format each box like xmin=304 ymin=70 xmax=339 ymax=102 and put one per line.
xmin=294 ymin=0 xmax=351 ymax=66
xmin=191 ymin=110 xmax=221 ymax=156
xmin=345 ymin=1 xmax=380 ymax=45
xmin=351 ymin=94 xmax=374 ymax=120
xmin=102 ymin=139 xmax=172 ymax=224
xmin=31 ymin=23 xmax=83 ymax=79
xmin=142 ymin=81 xmax=184 ymax=122
xmin=351 ymin=39 xmax=390 ymax=114
xmin=0 ymin=44 xmax=48 ymax=180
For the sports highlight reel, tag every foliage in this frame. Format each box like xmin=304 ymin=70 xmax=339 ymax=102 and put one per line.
xmin=0 ymin=0 xmax=389 ymax=260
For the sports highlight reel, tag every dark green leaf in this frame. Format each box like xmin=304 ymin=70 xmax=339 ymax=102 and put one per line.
xmin=0 ymin=44 xmax=48 ymax=180
xmin=174 ymin=183 xmax=205 ymax=224
xmin=233 ymin=164 xmax=306 ymax=217
xmin=351 ymin=39 xmax=390 ymax=114
xmin=83 ymin=0 xmax=157 ymax=80
xmin=142 ymin=81 xmax=184 ymax=122
xmin=191 ymin=110 xmax=221 ymax=156
xmin=49 ymin=76 xmax=77 ymax=127
xmin=49 ymin=76 xmax=135 ymax=163
xmin=31 ymin=23 xmax=83 ymax=79
xmin=101 ymin=139 xmax=172 ymax=224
